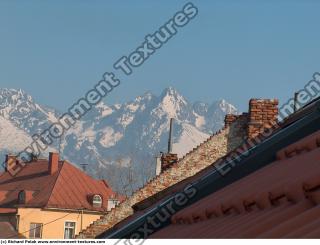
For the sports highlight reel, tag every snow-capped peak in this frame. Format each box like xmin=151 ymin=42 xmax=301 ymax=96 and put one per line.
xmin=157 ymin=87 xmax=189 ymax=119
xmin=160 ymin=87 xmax=187 ymax=103
xmin=216 ymin=99 xmax=238 ymax=114
xmin=0 ymin=88 xmax=59 ymax=135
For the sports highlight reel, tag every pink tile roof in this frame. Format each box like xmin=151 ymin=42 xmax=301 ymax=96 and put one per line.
xmin=151 ymin=130 xmax=320 ymax=238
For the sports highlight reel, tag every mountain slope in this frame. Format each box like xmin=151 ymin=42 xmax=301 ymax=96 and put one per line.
xmin=0 ymin=117 xmax=32 ymax=152
xmin=0 ymin=87 xmax=237 ymax=192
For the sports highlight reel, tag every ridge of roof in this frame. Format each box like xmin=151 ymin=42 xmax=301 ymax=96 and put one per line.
xmin=44 ymin=161 xmax=67 ymax=209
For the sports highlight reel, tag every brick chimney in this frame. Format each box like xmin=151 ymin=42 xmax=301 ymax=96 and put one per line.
xmin=48 ymin=152 xmax=59 ymax=175
xmin=247 ymin=99 xmax=279 ymax=138
xmin=5 ymin=155 xmax=18 ymax=172
xmin=224 ymin=114 xmax=240 ymax=128
xmin=160 ymin=153 xmax=178 ymax=173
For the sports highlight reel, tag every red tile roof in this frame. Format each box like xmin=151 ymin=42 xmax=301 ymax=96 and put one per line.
xmin=46 ymin=161 xmax=115 ymax=211
xmin=0 ymin=157 xmax=117 ymax=212
xmin=151 ymin=130 xmax=320 ymax=238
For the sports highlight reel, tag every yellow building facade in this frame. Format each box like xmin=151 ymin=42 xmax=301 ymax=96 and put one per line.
xmin=16 ymin=208 xmax=102 ymax=239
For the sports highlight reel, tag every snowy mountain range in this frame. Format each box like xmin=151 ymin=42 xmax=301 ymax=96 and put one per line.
xmin=0 ymin=87 xmax=237 ymax=193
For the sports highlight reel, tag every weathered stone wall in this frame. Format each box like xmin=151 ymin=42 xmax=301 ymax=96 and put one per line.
xmin=77 ymin=119 xmax=247 ymax=238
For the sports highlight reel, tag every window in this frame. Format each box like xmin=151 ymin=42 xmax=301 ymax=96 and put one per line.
xmin=64 ymin=222 xmax=76 ymax=239
xmin=29 ymin=223 xmax=42 ymax=239
xmin=92 ymin=194 xmax=102 ymax=208
xmin=18 ymin=191 xmax=26 ymax=204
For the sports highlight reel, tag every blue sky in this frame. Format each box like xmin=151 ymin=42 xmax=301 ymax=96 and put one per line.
xmin=0 ymin=0 xmax=319 ymax=112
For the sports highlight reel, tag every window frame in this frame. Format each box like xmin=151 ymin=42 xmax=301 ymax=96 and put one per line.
xmin=29 ymin=223 xmax=43 ymax=239
xmin=92 ymin=194 xmax=103 ymax=208
xmin=63 ymin=221 xmax=77 ymax=239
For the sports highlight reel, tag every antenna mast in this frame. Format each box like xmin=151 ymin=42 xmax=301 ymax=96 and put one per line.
xmin=294 ymin=92 xmax=299 ymax=112
xmin=168 ymin=118 xmax=174 ymax=153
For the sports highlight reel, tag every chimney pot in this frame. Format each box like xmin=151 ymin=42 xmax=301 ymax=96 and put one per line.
xmin=49 ymin=152 xmax=59 ymax=175
xmin=155 ymin=156 xmax=162 ymax=176
xmin=224 ymin=114 xmax=239 ymax=128
xmin=160 ymin=153 xmax=178 ymax=172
